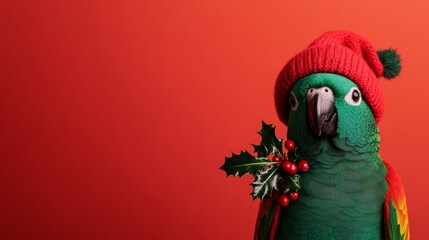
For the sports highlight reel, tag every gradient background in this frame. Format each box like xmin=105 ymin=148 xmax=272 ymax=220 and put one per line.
xmin=0 ymin=0 xmax=427 ymax=239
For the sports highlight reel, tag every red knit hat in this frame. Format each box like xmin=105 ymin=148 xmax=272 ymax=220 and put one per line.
xmin=275 ymin=30 xmax=401 ymax=125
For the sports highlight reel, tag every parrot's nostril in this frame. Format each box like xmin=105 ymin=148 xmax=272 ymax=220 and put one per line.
xmin=325 ymin=88 xmax=329 ymax=93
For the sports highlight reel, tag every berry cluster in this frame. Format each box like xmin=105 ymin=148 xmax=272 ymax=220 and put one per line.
xmin=271 ymin=140 xmax=309 ymax=207
xmin=221 ymin=122 xmax=309 ymax=203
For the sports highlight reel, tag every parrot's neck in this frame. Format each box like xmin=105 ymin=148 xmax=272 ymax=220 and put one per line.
xmin=292 ymin=133 xmax=381 ymax=166
xmin=277 ymin=136 xmax=387 ymax=239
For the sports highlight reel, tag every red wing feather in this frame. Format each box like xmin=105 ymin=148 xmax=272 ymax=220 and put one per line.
xmin=383 ymin=161 xmax=410 ymax=240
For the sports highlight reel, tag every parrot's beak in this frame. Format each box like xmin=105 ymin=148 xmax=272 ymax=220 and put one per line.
xmin=306 ymin=87 xmax=338 ymax=138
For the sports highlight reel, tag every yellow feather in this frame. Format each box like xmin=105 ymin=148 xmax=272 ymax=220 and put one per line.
xmin=393 ymin=197 xmax=410 ymax=240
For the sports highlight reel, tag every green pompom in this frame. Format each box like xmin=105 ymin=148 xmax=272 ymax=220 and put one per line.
xmin=377 ymin=48 xmax=401 ymax=79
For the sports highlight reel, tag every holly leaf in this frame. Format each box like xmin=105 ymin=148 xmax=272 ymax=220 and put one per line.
xmin=284 ymin=174 xmax=301 ymax=193
xmin=220 ymin=151 xmax=274 ymax=177
xmin=252 ymin=121 xmax=283 ymax=158
xmin=221 ymin=121 xmax=306 ymax=203
xmin=251 ymin=165 xmax=281 ymax=200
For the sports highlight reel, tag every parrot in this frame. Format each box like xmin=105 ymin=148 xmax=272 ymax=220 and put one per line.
xmin=254 ymin=31 xmax=410 ymax=240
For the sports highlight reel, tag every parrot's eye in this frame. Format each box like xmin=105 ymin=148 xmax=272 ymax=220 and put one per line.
xmin=352 ymin=90 xmax=360 ymax=102
xmin=345 ymin=87 xmax=362 ymax=106
xmin=289 ymin=92 xmax=299 ymax=111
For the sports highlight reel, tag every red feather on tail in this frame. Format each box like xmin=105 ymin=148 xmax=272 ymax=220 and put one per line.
xmin=383 ymin=161 xmax=410 ymax=240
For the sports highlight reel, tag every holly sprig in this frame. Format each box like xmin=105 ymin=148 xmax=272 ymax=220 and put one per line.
xmin=220 ymin=121 xmax=309 ymax=206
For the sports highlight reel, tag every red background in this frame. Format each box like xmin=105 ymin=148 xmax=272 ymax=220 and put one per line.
xmin=0 ymin=0 xmax=427 ymax=239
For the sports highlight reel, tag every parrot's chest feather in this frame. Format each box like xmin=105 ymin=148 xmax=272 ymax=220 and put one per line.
xmin=276 ymin=150 xmax=387 ymax=240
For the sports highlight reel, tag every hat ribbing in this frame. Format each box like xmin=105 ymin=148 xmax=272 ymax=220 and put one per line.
xmin=275 ymin=30 xmax=400 ymax=125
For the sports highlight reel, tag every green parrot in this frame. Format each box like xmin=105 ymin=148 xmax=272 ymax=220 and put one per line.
xmin=254 ymin=73 xmax=410 ymax=239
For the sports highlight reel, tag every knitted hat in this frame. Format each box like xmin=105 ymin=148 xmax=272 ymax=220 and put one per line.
xmin=274 ymin=30 xmax=401 ymax=125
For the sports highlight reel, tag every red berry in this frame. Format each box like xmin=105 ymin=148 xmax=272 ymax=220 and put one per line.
xmin=281 ymin=161 xmax=297 ymax=175
xmin=285 ymin=140 xmax=295 ymax=150
xmin=288 ymin=191 xmax=299 ymax=201
xmin=279 ymin=195 xmax=290 ymax=207
xmin=272 ymin=155 xmax=282 ymax=162
xmin=297 ymin=160 xmax=310 ymax=172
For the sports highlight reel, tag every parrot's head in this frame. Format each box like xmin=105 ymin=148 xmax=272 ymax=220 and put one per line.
xmin=287 ymin=73 xmax=379 ymax=157
xmin=276 ymin=31 xmax=402 ymax=159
